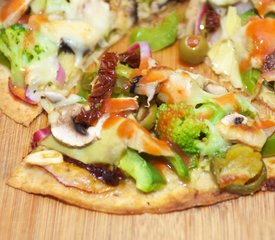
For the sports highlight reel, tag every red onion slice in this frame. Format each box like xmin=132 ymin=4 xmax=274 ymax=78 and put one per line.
xmin=195 ymin=2 xmax=207 ymax=36
xmin=8 ymin=79 xmax=37 ymax=105
xmin=127 ymin=41 xmax=152 ymax=60
xmin=56 ymin=63 xmax=65 ymax=85
xmin=262 ymin=70 xmax=275 ymax=82
xmin=33 ymin=127 xmax=51 ymax=143
xmin=235 ymin=2 xmax=254 ymax=15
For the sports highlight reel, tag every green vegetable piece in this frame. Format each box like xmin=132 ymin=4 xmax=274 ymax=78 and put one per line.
xmin=240 ymin=9 xmax=257 ymax=25
xmin=241 ymin=68 xmax=261 ymax=94
xmin=224 ymin=164 xmax=267 ymax=195
xmin=0 ymin=25 xmax=27 ymax=87
xmin=156 ymin=103 xmax=229 ymax=157
xmin=179 ymin=35 xmax=209 ymax=65
xmin=129 ymin=12 xmax=178 ymax=52
xmin=41 ymin=118 xmax=127 ymax=165
xmin=0 ymin=51 xmax=10 ymax=68
xmin=31 ymin=0 xmax=47 ymax=13
xmin=116 ymin=63 xmax=134 ymax=80
xmin=195 ymin=102 xmax=229 ymax=124
xmin=77 ymin=71 xmax=97 ymax=99
xmin=166 ymin=154 xmax=189 ymax=182
xmin=0 ymin=24 xmax=58 ymax=88
xmin=118 ymin=149 xmax=166 ymax=192
xmin=262 ymin=134 xmax=275 ymax=157
xmin=136 ymin=104 xmax=157 ymax=130
xmin=265 ymin=12 xmax=275 ymax=19
xmin=212 ymin=144 xmax=265 ymax=195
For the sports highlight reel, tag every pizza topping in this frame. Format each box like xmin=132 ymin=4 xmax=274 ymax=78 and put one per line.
xmin=263 ymin=51 xmax=275 ymax=72
xmin=241 ymin=68 xmax=262 ymax=94
xmin=32 ymin=127 xmax=51 ymax=147
xmin=179 ymin=35 xmax=209 ymax=65
xmin=76 ymin=52 xmax=118 ymax=126
xmin=0 ymin=0 xmax=32 ymax=27
xmin=129 ymin=12 xmax=178 ymax=52
xmin=205 ymin=5 xmax=220 ymax=33
xmin=220 ymin=113 xmax=248 ymax=126
xmin=216 ymin=114 xmax=268 ymax=150
xmin=155 ymin=103 xmax=229 ymax=157
xmin=136 ymin=103 xmax=157 ymax=130
xmin=24 ymin=150 xmax=63 ymax=166
xmin=194 ymin=2 xmax=208 ymax=36
xmin=118 ymin=50 xmax=140 ymax=69
xmin=212 ymin=144 xmax=266 ymax=195
xmin=43 ymin=161 xmax=114 ymax=193
xmin=246 ymin=19 xmax=275 ymax=69
xmin=117 ymin=149 xmax=166 ymax=192
xmin=64 ymin=157 xmax=124 ymax=186
xmin=50 ymin=104 xmax=108 ymax=147
xmin=262 ymin=134 xmax=275 ymax=157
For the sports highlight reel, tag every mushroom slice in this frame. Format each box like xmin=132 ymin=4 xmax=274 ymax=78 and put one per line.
xmin=50 ymin=104 xmax=108 ymax=147
xmin=216 ymin=113 xmax=267 ymax=150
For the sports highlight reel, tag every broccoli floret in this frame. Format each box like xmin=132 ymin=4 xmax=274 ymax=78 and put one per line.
xmin=0 ymin=25 xmax=27 ymax=87
xmin=0 ymin=24 xmax=58 ymax=87
xmin=155 ymin=103 xmax=230 ymax=157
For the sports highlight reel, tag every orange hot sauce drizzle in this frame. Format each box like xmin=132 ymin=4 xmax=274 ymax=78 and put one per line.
xmin=257 ymin=0 xmax=274 ymax=17
xmin=240 ymin=19 xmax=275 ymax=73
xmin=0 ymin=0 xmax=25 ymax=21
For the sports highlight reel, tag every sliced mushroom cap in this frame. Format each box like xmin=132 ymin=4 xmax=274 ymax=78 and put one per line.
xmin=50 ymin=104 xmax=107 ymax=147
xmin=216 ymin=113 xmax=267 ymax=150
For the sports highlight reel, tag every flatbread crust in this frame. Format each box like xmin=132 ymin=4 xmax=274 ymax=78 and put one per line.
xmin=8 ymin=162 xmax=238 ymax=214
xmin=0 ymin=66 xmax=42 ymax=126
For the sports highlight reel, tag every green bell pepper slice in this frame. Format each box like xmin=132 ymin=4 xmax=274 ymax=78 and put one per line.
xmin=262 ymin=134 xmax=275 ymax=157
xmin=241 ymin=68 xmax=261 ymax=94
xmin=130 ymin=12 xmax=179 ymax=52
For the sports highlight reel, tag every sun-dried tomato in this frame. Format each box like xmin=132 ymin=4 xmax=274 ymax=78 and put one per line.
xmin=65 ymin=156 xmax=125 ymax=186
xmin=76 ymin=52 xmax=118 ymax=126
xmin=263 ymin=51 xmax=275 ymax=72
xmin=118 ymin=50 xmax=140 ymax=68
xmin=205 ymin=5 xmax=220 ymax=33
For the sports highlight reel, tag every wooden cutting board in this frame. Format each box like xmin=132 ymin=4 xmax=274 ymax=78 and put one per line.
xmin=0 ymin=38 xmax=274 ymax=240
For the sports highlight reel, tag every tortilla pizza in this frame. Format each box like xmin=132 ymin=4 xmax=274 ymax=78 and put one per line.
xmin=8 ymin=44 xmax=275 ymax=214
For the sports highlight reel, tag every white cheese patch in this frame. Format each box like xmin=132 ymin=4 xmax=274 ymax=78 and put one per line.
xmin=25 ymin=56 xmax=59 ymax=86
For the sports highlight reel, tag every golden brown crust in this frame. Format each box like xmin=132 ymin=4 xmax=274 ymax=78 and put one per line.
xmin=7 ymin=162 xmax=238 ymax=214
xmin=8 ymin=156 xmax=275 ymax=214
xmin=0 ymin=66 xmax=42 ymax=126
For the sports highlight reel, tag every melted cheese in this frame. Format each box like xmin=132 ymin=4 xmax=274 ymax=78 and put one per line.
xmin=25 ymin=56 xmax=59 ymax=86
xmin=35 ymin=18 xmax=102 ymax=66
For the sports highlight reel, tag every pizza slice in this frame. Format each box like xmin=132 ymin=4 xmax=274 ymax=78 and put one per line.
xmin=182 ymin=0 xmax=275 ymax=111
xmin=0 ymin=0 xmax=185 ymax=126
xmin=8 ymin=44 xmax=275 ymax=214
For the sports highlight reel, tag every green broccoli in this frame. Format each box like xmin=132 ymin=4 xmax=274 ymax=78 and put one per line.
xmin=0 ymin=24 xmax=58 ymax=87
xmin=155 ymin=103 xmax=230 ymax=157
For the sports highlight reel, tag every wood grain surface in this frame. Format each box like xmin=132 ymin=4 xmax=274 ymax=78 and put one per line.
xmin=0 ymin=38 xmax=275 ymax=240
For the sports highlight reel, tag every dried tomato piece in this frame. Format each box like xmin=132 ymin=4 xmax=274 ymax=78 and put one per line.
xmin=118 ymin=50 xmax=140 ymax=68
xmin=65 ymin=157 xmax=125 ymax=186
xmin=76 ymin=52 xmax=118 ymax=126
xmin=263 ymin=51 xmax=275 ymax=72
xmin=205 ymin=5 xmax=220 ymax=33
